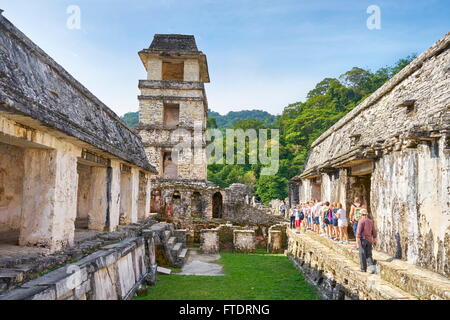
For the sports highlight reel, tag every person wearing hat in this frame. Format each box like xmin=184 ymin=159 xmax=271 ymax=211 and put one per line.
xmin=356 ymin=209 xmax=378 ymax=274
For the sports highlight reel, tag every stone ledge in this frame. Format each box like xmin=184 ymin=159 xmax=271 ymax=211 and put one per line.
xmin=287 ymin=229 xmax=417 ymax=300
xmin=301 ymin=230 xmax=450 ymax=300
xmin=0 ymin=219 xmax=158 ymax=294
xmin=0 ymin=236 xmax=149 ymax=300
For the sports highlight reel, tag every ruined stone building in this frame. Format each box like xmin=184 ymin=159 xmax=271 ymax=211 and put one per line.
xmin=0 ymin=12 xmax=157 ymax=253
xmin=290 ymin=32 xmax=450 ymax=277
xmin=136 ymin=34 xmax=224 ymax=227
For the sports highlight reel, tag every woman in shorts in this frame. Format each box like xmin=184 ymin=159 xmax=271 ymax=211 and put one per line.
xmin=331 ymin=202 xmax=339 ymax=240
xmin=336 ymin=202 xmax=349 ymax=244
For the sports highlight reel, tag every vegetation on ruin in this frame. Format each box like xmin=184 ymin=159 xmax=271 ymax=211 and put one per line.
xmin=135 ymin=251 xmax=318 ymax=300
xmin=121 ymin=55 xmax=416 ymax=205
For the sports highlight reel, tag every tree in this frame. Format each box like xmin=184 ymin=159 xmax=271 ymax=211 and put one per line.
xmin=256 ymin=175 xmax=288 ymax=205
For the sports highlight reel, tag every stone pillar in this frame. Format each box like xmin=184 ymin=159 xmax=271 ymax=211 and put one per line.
xmin=200 ymin=229 xmax=219 ymax=254
xmin=144 ymin=174 xmax=152 ymax=219
xmin=88 ymin=166 xmax=108 ymax=231
xmin=204 ymin=193 xmax=213 ymax=220
xmin=119 ymin=165 xmax=139 ymax=225
xmin=147 ymin=58 xmax=162 ymax=81
xmin=120 ymin=169 xmax=132 ymax=225
xmin=130 ymin=167 xmax=139 ymax=224
xmin=146 ymin=236 xmax=157 ymax=286
xmin=20 ymin=146 xmax=79 ymax=251
xmin=267 ymin=230 xmax=283 ymax=254
xmin=107 ymin=160 xmax=121 ymax=232
xmin=233 ymin=230 xmax=256 ymax=253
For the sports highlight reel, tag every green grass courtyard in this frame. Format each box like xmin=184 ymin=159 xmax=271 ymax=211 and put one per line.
xmin=136 ymin=250 xmax=319 ymax=300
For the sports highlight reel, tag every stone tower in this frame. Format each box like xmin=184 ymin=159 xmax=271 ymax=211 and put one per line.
xmin=137 ymin=34 xmax=210 ymax=180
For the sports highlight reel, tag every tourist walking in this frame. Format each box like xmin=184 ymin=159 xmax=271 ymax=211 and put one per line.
xmin=290 ymin=206 xmax=296 ymax=229
xmin=356 ymin=209 xmax=378 ymax=274
xmin=349 ymin=197 xmax=363 ymax=247
xmin=336 ymin=202 xmax=349 ymax=244
xmin=330 ymin=202 xmax=339 ymax=239
xmin=295 ymin=205 xmax=304 ymax=234
xmin=313 ymin=201 xmax=321 ymax=233
xmin=279 ymin=203 xmax=286 ymax=217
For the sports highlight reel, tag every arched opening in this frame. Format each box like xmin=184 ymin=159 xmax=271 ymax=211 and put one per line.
xmin=212 ymin=192 xmax=223 ymax=219
xmin=150 ymin=189 xmax=162 ymax=214
xmin=191 ymin=192 xmax=204 ymax=218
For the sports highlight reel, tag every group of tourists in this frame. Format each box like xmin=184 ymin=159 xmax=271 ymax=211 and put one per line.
xmin=288 ymin=197 xmax=378 ymax=273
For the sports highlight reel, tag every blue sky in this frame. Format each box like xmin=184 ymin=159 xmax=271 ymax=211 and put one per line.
xmin=0 ymin=0 xmax=449 ymax=116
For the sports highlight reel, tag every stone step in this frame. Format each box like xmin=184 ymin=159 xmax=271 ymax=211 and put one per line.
xmin=167 ymin=237 xmax=176 ymax=249
xmin=171 ymin=243 xmax=183 ymax=258
xmin=0 ymin=269 xmax=25 ymax=294
xmin=163 ymin=230 xmax=172 ymax=242
xmin=287 ymin=229 xmax=416 ymax=300
xmin=301 ymin=230 xmax=450 ymax=300
xmin=176 ymin=248 xmax=189 ymax=268
xmin=178 ymin=248 xmax=188 ymax=260
xmin=173 ymin=230 xmax=187 ymax=246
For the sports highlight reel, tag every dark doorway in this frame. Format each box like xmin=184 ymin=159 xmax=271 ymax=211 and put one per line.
xmin=212 ymin=192 xmax=223 ymax=219
xmin=150 ymin=189 xmax=162 ymax=214
xmin=191 ymin=192 xmax=204 ymax=218
xmin=311 ymin=180 xmax=322 ymax=201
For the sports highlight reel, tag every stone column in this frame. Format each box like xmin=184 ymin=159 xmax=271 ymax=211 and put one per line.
xmin=200 ymin=229 xmax=219 ymax=254
xmin=20 ymin=146 xmax=80 ymax=251
xmin=233 ymin=230 xmax=256 ymax=253
xmin=107 ymin=160 xmax=121 ymax=232
xmin=130 ymin=167 xmax=140 ymax=224
xmin=144 ymin=174 xmax=152 ymax=219
xmin=88 ymin=166 xmax=108 ymax=231
xmin=268 ymin=230 xmax=283 ymax=254
xmin=119 ymin=165 xmax=139 ymax=225
xmin=204 ymin=193 xmax=213 ymax=220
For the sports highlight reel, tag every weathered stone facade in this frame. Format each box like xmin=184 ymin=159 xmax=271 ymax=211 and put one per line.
xmin=291 ymin=32 xmax=450 ymax=277
xmin=233 ymin=230 xmax=256 ymax=253
xmin=0 ymin=15 xmax=157 ymax=251
xmin=0 ymin=234 xmax=155 ymax=300
xmin=0 ymin=13 xmax=158 ymax=253
xmin=137 ymin=34 xmax=209 ymax=180
xmin=287 ymin=229 xmax=450 ymax=300
xmin=200 ymin=229 xmax=219 ymax=254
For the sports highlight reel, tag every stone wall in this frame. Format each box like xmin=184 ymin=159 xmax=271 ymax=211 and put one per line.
xmin=0 ymin=13 xmax=155 ymax=172
xmin=223 ymin=184 xmax=284 ymax=226
xmin=200 ymin=229 xmax=219 ymax=254
xmin=233 ymin=230 xmax=256 ymax=253
xmin=267 ymin=223 xmax=288 ymax=254
xmin=0 ymin=143 xmax=23 ymax=236
xmin=287 ymin=228 xmax=450 ymax=300
xmin=292 ymin=32 xmax=450 ymax=276
xmin=0 ymin=237 xmax=154 ymax=300
xmin=0 ymin=14 xmax=155 ymax=252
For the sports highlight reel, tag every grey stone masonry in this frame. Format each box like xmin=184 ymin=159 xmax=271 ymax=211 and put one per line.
xmin=0 ymin=13 xmax=156 ymax=173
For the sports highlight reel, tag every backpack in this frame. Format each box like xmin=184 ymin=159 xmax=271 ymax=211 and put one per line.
xmin=299 ymin=211 xmax=305 ymax=221
xmin=328 ymin=209 xmax=333 ymax=221
xmin=354 ymin=206 xmax=362 ymax=222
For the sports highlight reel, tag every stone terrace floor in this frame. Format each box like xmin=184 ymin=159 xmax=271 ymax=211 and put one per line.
xmin=288 ymin=228 xmax=450 ymax=300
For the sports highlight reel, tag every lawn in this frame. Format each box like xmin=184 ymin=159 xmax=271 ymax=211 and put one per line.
xmin=135 ymin=250 xmax=319 ymax=300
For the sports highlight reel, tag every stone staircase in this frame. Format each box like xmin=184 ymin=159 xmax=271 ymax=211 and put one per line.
xmin=143 ymin=223 xmax=189 ymax=268
xmin=288 ymin=228 xmax=450 ymax=300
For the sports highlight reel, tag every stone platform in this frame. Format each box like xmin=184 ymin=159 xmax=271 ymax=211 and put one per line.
xmin=287 ymin=228 xmax=450 ymax=300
